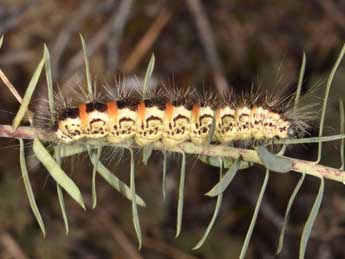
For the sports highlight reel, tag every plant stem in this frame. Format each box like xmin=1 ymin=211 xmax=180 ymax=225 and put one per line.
xmin=1 ymin=124 xmax=344 ymax=184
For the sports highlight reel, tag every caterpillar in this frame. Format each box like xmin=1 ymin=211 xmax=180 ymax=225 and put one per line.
xmin=34 ymin=81 xmax=310 ymax=148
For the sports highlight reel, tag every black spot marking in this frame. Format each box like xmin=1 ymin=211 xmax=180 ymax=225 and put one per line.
xmin=146 ymin=115 xmax=163 ymax=124
xmin=94 ymin=102 xmax=107 ymax=112
xmin=172 ymin=114 xmax=189 ymax=124
xmin=144 ymin=98 xmax=166 ymax=110
xmin=59 ymin=108 xmax=79 ymax=120
xmin=90 ymin=118 xmax=106 ymax=125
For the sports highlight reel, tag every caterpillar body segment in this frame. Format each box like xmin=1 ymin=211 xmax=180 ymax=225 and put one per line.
xmin=236 ymin=107 xmax=252 ymax=140
xmin=163 ymin=103 xmax=192 ymax=148
xmin=190 ymin=105 xmax=215 ymax=145
xmin=79 ymin=102 xmax=109 ymax=139
xmin=135 ymin=101 xmax=165 ymax=146
xmin=106 ymin=101 xmax=137 ymax=144
xmin=56 ymin=108 xmax=83 ymax=142
xmin=215 ymin=106 xmax=237 ymax=143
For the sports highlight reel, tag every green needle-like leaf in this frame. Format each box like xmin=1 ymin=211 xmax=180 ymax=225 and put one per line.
xmin=91 ymin=147 xmax=102 ymax=209
xmin=294 ymin=52 xmax=306 ymax=110
xmin=239 ymin=169 xmax=270 ymax=259
xmin=128 ymin=147 xmax=142 ymax=249
xmin=199 ymin=155 xmax=253 ymax=170
xmin=162 ymin=151 xmax=167 ymax=200
xmin=276 ymin=173 xmax=305 ymax=254
xmin=80 ymin=33 xmax=93 ymax=98
xmin=339 ymin=99 xmax=344 ymax=170
xmin=316 ymin=44 xmax=345 ymax=163
xmin=205 ymin=157 xmax=240 ymax=197
xmin=44 ymin=44 xmax=55 ymax=121
xmin=142 ymin=144 xmax=153 ymax=165
xmin=176 ymin=151 xmax=186 ymax=238
xmin=19 ymin=139 xmax=46 ymax=237
xmin=0 ymin=35 xmax=3 ymax=49
xmin=258 ymin=145 xmax=292 ymax=173
xmin=54 ymin=147 xmax=69 ymax=234
xmin=12 ymin=54 xmax=45 ymax=129
xmin=299 ymin=176 xmax=324 ymax=259
xmin=88 ymin=151 xmax=146 ymax=207
xmin=59 ymin=144 xmax=88 ymax=157
xmin=57 ymin=184 xmax=69 ymax=234
xmin=142 ymin=54 xmax=155 ymax=99
xmin=193 ymin=158 xmax=223 ymax=250
xmin=33 ymin=138 xmax=85 ymax=209
xmin=275 ymin=134 xmax=345 ymax=145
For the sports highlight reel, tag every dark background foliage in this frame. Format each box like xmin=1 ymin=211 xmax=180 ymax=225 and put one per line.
xmin=0 ymin=0 xmax=345 ymax=258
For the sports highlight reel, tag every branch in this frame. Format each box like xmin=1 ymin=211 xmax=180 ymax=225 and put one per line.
xmin=1 ymin=124 xmax=344 ymax=184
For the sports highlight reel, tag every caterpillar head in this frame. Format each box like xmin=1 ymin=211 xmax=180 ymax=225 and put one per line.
xmin=286 ymin=119 xmax=309 ymax=138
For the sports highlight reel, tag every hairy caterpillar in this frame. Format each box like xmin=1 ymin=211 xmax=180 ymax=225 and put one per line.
xmin=34 ymin=81 xmax=311 ymax=148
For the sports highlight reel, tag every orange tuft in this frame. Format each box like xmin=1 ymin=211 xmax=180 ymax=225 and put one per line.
xmin=215 ymin=109 xmax=220 ymax=119
xmin=137 ymin=101 xmax=146 ymax=120
xmin=192 ymin=104 xmax=200 ymax=121
xmin=107 ymin=101 xmax=118 ymax=120
xmin=79 ymin=103 xmax=88 ymax=128
xmin=165 ymin=102 xmax=174 ymax=120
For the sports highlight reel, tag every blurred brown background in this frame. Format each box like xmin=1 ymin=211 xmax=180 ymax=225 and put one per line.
xmin=1 ymin=0 xmax=345 ymax=258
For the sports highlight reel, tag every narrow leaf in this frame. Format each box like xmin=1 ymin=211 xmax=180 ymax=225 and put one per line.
xmin=277 ymin=145 xmax=287 ymax=156
xmin=276 ymin=173 xmax=305 ymax=254
xmin=199 ymin=155 xmax=224 ymax=168
xmin=176 ymin=151 xmax=186 ymax=238
xmin=54 ymin=147 xmax=69 ymax=234
xmin=89 ymin=152 xmax=146 ymax=207
xmin=57 ymin=184 xmax=69 ymax=234
xmin=142 ymin=54 xmax=155 ymax=98
xmin=33 ymin=138 xmax=85 ymax=209
xmin=92 ymin=147 xmax=102 ymax=209
xmin=142 ymin=144 xmax=153 ymax=166
xmin=19 ymin=139 xmax=46 ymax=237
xmin=258 ymin=145 xmax=292 ymax=173
xmin=316 ymin=44 xmax=345 ymax=163
xmin=278 ymin=53 xmax=305 ymax=156
xmin=58 ymin=144 xmax=88 ymax=158
xmin=205 ymin=157 xmax=240 ymax=197
xmin=199 ymin=155 xmax=253 ymax=170
xmin=13 ymin=55 xmax=44 ymax=129
xmin=0 ymin=35 xmax=3 ymax=49
xmin=299 ymin=177 xmax=324 ymax=259
xmin=294 ymin=52 xmax=306 ymax=110
xmin=193 ymin=158 xmax=223 ymax=250
xmin=44 ymin=44 xmax=55 ymax=121
xmin=276 ymin=134 xmax=345 ymax=145
xmin=162 ymin=151 xmax=167 ymax=200
xmin=339 ymin=99 xmax=344 ymax=170
xmin=80 ymin=34 xmax=92 ymax=97
xmin=128 ymin=147 xmax=142 ymax=249
xmin=239 ymin=169 xmax=270 ymax=259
